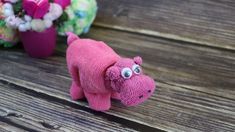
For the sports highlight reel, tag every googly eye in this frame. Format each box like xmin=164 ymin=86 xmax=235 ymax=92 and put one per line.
xmin=132 ymin=64 xmax=141 ymax=74
xmin=121 ymin=68 xmax=133 ymax=79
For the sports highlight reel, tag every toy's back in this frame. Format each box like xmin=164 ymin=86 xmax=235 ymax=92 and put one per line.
xmin=66 ymin=36 xmax=120 ymax=93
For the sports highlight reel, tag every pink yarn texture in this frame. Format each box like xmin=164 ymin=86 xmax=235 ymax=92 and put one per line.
xmin=66 ymin=33 xmax=156 ymax=111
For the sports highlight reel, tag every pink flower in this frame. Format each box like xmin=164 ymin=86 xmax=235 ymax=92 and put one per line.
xmin=54 ymin=0 xmax=71 ymax=9
xmin=23 ymin=0 xmax=50 ymax=18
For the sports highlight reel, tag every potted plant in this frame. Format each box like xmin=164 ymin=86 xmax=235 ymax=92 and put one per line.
xmin=2 ymin=0 xmax=64 ymax=58
xmin=1 ymin=0 xmax=97 ymax=58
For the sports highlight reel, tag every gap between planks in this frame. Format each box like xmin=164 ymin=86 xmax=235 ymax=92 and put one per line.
xmin=0 ymin=26 xmax=235 ymax=131
xmin=0 ymin=51 xmax=234 ymax=131
xmin=0 ymin=79 xmax=155 ymax=132
xmin=0 ymin=120 xmax=28 ymax=132
xmin=93 ymin=23 xmax=235 ymax=52
xmin=95 ymin=0 xmax=235 ymax=51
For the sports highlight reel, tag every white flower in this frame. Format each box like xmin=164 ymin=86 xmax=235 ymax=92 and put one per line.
xmin=3 ymin=9 xmax=14 ymax=17
xmin=43 ymin=13 xmax=55 ymax=21
xmin=48 ymin=3 xmax=63 ymax=19
xmin=31 ymin=19 xmax=47 ymax=32
xmin=18 ymin=24 xmax=27 ymax=32
xmin=24 ymin=22 xmax=31 ymax=30
xmin=5 ymin=16 xmax=23 ymax=29
xmin=44 ymin=19 xmax=52 ymax=28
xmin=24 ymin=15 xmax=32 ymax=22
xmin=3 ymin=3 xmax=14 ymax=17
xmin=3 ymin=3 xmax=13 ymax=10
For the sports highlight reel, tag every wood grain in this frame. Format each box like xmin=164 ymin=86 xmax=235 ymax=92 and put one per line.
xmin=83 ymin=27 xmax=235 ymax=99
xmin=0 ymin=51 xmax=234 ymax=132
xmin=0 ymin=80 xmax=138 ymax=132
xmin=95 ymin=0 xmax=235 ymax=50
xmin=0 ymin=27 xmax=234 ymax=131
xmin=0 ymin=121 xmax=26 ymax=132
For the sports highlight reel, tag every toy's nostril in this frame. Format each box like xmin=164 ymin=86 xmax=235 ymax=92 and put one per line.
xmin=148 ymin=90 xmax=151 ymax=93
xmin=139 ymin=95 xmax=144 ymax=99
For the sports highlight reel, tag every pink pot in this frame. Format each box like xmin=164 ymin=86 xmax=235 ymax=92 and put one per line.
xmin=20 ymin=27 xmax=56 ymax=58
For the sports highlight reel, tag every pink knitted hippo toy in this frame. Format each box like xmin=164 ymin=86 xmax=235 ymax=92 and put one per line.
xmin=66 ymin=33 xmax=156 ymax=111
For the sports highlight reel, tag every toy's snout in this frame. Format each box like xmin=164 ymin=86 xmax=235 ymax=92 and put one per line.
xmin=120 ymin=75 xmax=155 ymax=106
xmin=106 ymin=56 xmax=156 ymax=106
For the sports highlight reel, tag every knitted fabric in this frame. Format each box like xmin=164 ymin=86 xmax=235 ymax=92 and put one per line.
xmin=66 ymin=33 xmax=156 ymax=111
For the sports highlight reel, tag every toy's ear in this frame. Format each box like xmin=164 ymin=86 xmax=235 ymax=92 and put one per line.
xmin=134 ymin=56 xmax=143 ymax=65
xmin=66 ymin=32 xmax=79 ymax=46
xmin=106 ymin=66 xmax=120 ymax=81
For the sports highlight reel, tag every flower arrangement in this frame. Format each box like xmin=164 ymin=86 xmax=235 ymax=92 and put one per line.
xmin=0 ymin=2 xmax=18 ymax=47
xmin=2 ymin=0 xmax=64 ymax=32
xmin=57 ymin=0 xmax=97 ymax=35
xmin=0 ymin=0 xmax=97 ymax=57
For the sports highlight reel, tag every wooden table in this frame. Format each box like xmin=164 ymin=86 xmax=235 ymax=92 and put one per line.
xmin=0 ymin=0 xmax=235 ymax=131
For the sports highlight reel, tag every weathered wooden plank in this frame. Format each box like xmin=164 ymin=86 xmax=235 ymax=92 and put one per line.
xmin=81 ymin=27 xmax=235 ymax=99
xmin=0 ymin=51 xmax=234 ymax=131
xmin=0 ymin=121 xmax=26 ymax=132
xmin=0 ymin=80 xmax=139 ymax=132
xmin=0 ymin=26 xmax=234 ymax=131
xmin=95 ymin=0 xmax=235 ymax=50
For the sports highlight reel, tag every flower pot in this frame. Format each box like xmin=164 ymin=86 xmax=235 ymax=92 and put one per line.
xmin=20 ymin=27 xmax=56 ymax=58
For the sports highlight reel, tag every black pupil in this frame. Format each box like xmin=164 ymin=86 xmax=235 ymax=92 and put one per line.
xmin=135 ymin=67 xmax=140 ymax=73
xmin=125 ymin=71 xmax=130 ymax=77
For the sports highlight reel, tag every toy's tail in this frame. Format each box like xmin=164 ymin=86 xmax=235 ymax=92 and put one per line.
xmin=66 ymin=32 xmax=80 ymax=46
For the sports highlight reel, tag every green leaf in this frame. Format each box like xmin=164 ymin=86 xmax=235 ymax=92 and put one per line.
xmin=13 ymin=1 xmax=23 ymax=15
xmin=0 ymin=20 xmax=6 ymax=27
xmin=55 ymin=12 xmax=69 ymax=26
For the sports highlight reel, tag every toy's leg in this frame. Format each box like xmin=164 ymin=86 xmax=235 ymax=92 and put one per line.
xmin=111 ymin=92 xmax=120 ymax=100
xmin=70 ymin=81 xmax=84 ymax=100
xmin=84 ymin=92 xmax=111 ymax=111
